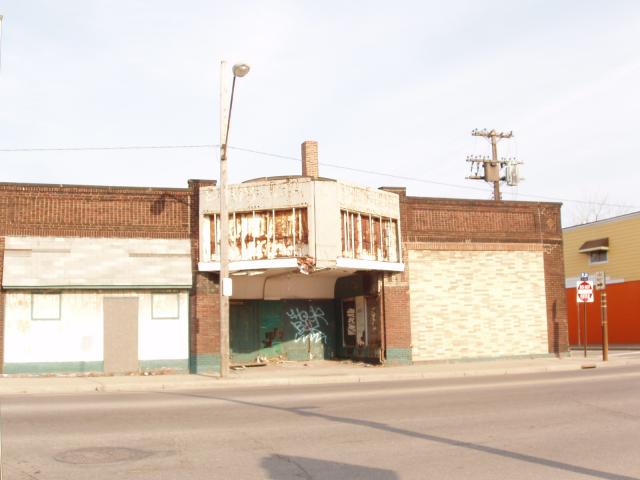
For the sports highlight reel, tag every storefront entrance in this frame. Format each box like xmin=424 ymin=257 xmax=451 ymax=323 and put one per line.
xmin=230 ymin=300 xmax=336 ymax=364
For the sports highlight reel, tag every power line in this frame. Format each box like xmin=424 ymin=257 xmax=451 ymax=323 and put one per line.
xmin=0 ymin=144 xmax=217 ymax=152
xmin=1 ymin=143 xmax=638 ymax=210
xmin=230 ymin=146 xmax=640 ymax=209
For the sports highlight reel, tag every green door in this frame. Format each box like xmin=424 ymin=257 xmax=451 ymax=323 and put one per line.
xmin=230 ymin=302 xmax=260 ymax=363
xmin=259 ymin=301 xmax=284 ymax=357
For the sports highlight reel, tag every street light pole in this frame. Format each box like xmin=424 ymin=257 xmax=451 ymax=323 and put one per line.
xmin=218 ymin=61 xmax=249 ymax=377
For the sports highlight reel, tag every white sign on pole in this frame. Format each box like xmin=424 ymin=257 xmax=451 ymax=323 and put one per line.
xmin=576 ymin=280 xmax=594 ymax=303
xmin=595 ymin=271 xmax=606 ymax=290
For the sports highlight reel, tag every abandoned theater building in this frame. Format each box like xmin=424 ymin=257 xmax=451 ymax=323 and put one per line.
xmin=0 ymin=141 xmax=568 ymax=374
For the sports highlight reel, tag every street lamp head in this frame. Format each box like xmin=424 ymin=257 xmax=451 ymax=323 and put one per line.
xmin=232 ymin=63 xmax=250 ymax=78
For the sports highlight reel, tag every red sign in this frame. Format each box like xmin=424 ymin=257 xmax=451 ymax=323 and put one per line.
xmin=576 ymin=281 xmax=594 ymax=303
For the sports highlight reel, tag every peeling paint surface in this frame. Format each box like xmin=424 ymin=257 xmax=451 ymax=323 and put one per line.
xmin=199 ymin=179 xmax=401 ymax=266
xmin=209 ymin=208 xmax=309 ymax=261
xmin=341 ymin=210 xmax=399 ymax=262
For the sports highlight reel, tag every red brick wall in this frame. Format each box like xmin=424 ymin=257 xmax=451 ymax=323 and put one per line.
xmin=379 ymin=187 xmax=412 ymax=356
xmin=187 ymin=180 xmax=221 ymax=363
xmin=383 ymin=281 xmax=411 ymax=349
xmin=383 ymin=188 xmax=568 ymax=356
xmin=0 ymin=182 xmax=190 ymax=239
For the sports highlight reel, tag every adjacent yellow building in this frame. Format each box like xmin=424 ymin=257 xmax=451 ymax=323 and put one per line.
xmin=563 ymin=211 xmax=640 ymax=345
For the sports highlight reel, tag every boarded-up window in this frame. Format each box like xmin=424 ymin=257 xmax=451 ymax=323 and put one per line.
xmin=32 ymin=293 xmax=61 ymax=320
xmin=385 ymin=219 xmax=399 ymax=263
xmin=340 ymin=210 xmax=399 ymax=262
xmin=208 ymin=208 xmax=309 ymax=261
xmin=361 ymin=214 xmax=373 ymax=258
xmin=152 ymin=293 xmax=179 ymax=319
xmin=274 ymin=209 xmax=293 ymax=257
xmin=372 ymin=217 xmax=382 ymax=260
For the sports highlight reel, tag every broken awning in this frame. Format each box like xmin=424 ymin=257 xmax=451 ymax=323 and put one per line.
xmin=578 ymin=237 xmax=609 ymax=253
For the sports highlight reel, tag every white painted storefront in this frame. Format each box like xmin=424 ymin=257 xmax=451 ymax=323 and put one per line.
xmin=3 ymin=292 xmax=189 ymax=373
xmin=2 ymin=236 xmax=192 ymax=374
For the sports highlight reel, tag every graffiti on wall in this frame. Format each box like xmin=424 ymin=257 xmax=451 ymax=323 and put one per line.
xmin=287 ymin=305 xmax=329 ymax=344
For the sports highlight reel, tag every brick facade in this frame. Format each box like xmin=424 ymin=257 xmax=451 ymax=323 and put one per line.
xmin=389 ymin=188 xmax=568 ymax=357
xmin=0 ymin=182 xmax=190 ymax=239
xmin=187 ymin=180 xmax=221 ymax=372
xmin=0 ymin=182 xmax=192 ymax=373
xmin=0 ymin=180 xmax=568 ymax=374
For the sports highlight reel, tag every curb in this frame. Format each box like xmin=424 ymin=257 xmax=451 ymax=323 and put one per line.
xmin=2 ymin=359 xmax=630 ymax=396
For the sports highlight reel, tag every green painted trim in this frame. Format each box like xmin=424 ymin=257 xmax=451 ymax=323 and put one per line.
xmin=189 ymin=354 xmax=220 ymax=374
xmin=3 ymin=361 xmax=104 ymax=374
xmin=139 ymin=359 xmax=189 ymax=372
xmin=385 ymin=348 xmax=413 ymax=365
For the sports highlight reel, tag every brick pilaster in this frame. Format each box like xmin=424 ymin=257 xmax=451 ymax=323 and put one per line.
xmin=188 ymin=180 xmax=221 ymax=372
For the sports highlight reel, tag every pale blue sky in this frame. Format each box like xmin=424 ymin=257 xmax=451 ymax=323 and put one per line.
xmin=1 ymin=1 xmax=639 ymax=225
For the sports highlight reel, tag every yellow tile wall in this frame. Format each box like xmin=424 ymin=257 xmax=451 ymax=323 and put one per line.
xmin=409 ymin=249 xmax=549 ymax=361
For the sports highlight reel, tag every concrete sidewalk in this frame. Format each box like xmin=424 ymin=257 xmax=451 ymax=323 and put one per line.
xmin=1 ymin=350 xmax=639 ymax=396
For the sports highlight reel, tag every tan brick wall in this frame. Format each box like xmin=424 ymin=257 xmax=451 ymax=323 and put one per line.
xmin=408 ymin=248 xmax=549 ymax=361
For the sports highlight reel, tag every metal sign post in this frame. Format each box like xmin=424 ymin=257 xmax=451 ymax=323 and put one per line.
xmin=601 ymin=291 xmax=609 ymax=361
xmin=595 ymin=271 xmax=608 ymax=361
xmin=583 ymin=303 xmax=588 ymax=358
xmin=576 ymin=301 xmax=581 ymax=347
xmin=576 ymin=280 xmax=594 ymax=358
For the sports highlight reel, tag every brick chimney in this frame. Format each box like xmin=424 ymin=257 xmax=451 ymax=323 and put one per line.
xmin=301 ymin=140 xmax=319 ymax=178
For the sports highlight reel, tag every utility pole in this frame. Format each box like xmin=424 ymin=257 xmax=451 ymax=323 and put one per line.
xmin=466 ymin=129 xmax=519 ymax=200
xmin=218 ymin=61 xmax=250 ymax=377
xmin=219 ymin=61 xmax=231 ymax=377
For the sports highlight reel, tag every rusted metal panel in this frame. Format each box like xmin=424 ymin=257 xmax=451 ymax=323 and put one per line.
xmin=340 ymin=210 xmax=399 ymax=262
xmin=208 ymin=208 xmax=309 ymax=261
xmin=372 ymin=216 xmax=382 ymax=260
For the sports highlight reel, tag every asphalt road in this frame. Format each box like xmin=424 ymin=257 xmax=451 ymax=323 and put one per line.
xmin=2 ymin=366 xmax=640 ymax=480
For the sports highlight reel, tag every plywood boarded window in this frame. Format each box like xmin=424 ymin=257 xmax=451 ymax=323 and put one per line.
xmin=361 ymin=214 xmax=373 ymax=258
xmin=32 ymin=293 xmax=61 ymax=320
xmin=341 ymin=210 xmax=399 ymax=262
xmin=152 ymin=293 xmax=179 ymax=319
xmin=208 ymin=208 xmax=308 ymax=261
